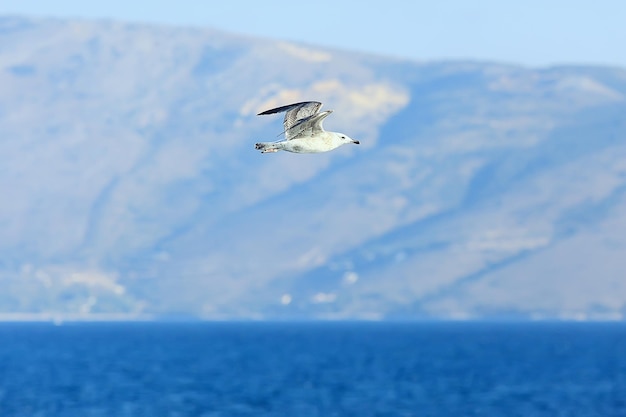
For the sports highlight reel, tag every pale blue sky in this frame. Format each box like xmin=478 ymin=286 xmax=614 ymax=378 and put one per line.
xmin=1 ymin=0 xmax=625 ymax=68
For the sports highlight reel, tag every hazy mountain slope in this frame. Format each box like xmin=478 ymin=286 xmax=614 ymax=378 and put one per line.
xmin=1 ymin=16 xmax=625 ymax=320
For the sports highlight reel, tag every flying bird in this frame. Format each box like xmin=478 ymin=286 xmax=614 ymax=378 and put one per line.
xmin=255 ymin=101 xmax=360 ymax=153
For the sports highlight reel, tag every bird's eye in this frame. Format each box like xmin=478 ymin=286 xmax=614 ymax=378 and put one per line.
xmin=341 ymin=136 xmax=345 ymax=139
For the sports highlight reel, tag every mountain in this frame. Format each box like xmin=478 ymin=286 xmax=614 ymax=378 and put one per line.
xmin=1 ymin=16 xmax=625 ymax=321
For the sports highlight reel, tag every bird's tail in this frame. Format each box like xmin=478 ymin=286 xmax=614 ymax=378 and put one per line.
xmin=255 ymin=142 xmax=280 ymax=153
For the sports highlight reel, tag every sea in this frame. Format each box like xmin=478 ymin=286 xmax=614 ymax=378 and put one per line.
xmin=0 ymin=321 xmax=624 ymax=417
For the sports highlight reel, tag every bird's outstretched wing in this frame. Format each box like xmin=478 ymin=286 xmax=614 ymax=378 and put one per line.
xmin=258 ymin=101 xmax=327 ymax=140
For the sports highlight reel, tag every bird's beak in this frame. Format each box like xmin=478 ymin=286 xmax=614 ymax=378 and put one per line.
xmin=353 ymin=140 xmax=360 ymax=145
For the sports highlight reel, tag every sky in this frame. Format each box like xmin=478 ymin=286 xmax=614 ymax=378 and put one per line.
xmin=1 ymin=0 xmax=625 ymax=68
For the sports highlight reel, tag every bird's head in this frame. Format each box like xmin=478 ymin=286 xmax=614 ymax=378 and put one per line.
xmin=337 ymin=133 xmax=360 ymax=146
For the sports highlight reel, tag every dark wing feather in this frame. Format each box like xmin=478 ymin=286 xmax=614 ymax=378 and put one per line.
xmin=258 ymin=101 xmax=323 ymax=138
xmin=257 ymin=101 xmax=321 ymax=116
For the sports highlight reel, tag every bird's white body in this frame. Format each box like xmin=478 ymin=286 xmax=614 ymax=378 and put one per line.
xmin=255 ymin=101 xmax=359 ymax=153
xmin=257 ymin=131 xmax=355 ymax=153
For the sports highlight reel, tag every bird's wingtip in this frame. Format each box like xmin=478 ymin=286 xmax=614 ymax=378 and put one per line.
xmin=257 ymin=101 xmax=323 ymax=116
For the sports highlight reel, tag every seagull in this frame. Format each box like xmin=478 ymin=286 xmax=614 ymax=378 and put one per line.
xmin=255 ymin=101 xmax=360 ymax=153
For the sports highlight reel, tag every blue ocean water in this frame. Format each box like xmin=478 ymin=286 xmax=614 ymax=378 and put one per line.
xmin=0 ymin=322 xmax=625 ymax=417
